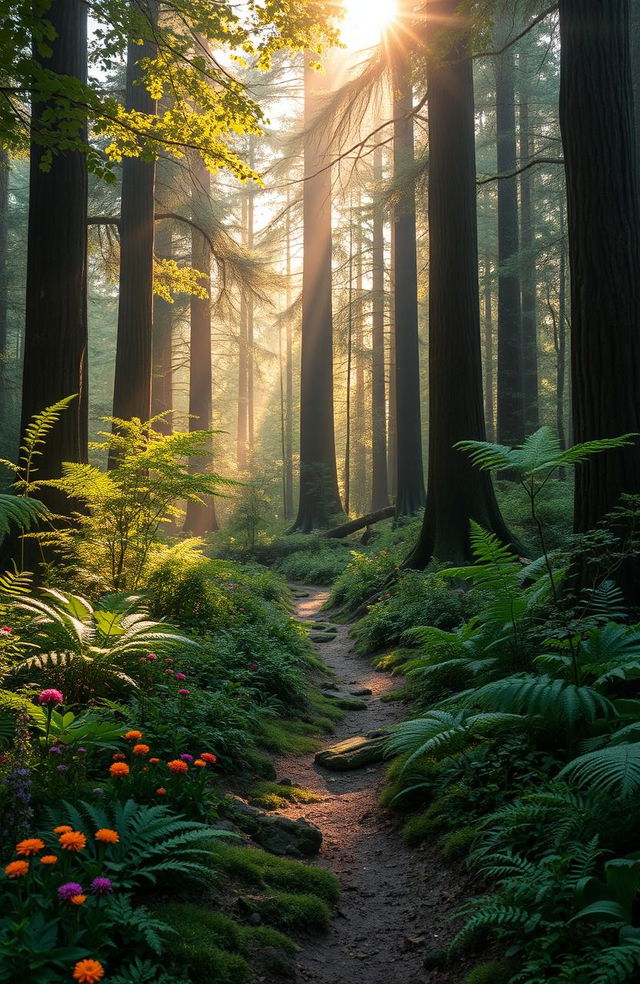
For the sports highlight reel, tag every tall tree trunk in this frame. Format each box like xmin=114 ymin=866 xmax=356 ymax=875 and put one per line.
xmin=21 ymin=0 xmax=88 ymax=519
xmin=353 ymin=199 xmax=367 ymax=514
xmin=495 ymin=40 xmax=524 ymax=446
xmin=371 ymin=144 xmax=389 ymax=510
xmin=630 ymin=0 xmax=640 ymax=169
xmin=247 ymin=181 xmax=255 ymax=455
xmin=559 ymin=0 xmax=640 ymax=540
xmin=407 ymin=0 xmax=514 ymax=567
xmin=0 ymin=150 xmax=8 ymax=427
xmin=483 ymin=255 xmax=495 ymax=442
xmin=184 ymin=155 xmax=218 ymax=534
xmin=237 ymin=196 xmax=248 ymax=471
xmin=284 ymin=202 xmax=294 ymax=519
xmin=290 ymin=55 xmax=343 ymax=531
xmin=519 ymin=48 xmax=539 ymax=434
xmin=387 ymin=221 xmax=398 ymax=499
xmin=392 ymin=23 xmax=426 ymax=518
xmin=112 ymin=0 xmax=158 ymax=425
xmin=556 ymin=202 xmax=567 ymax=455
xmin=151 ymin=217 xmax=174 ymax=434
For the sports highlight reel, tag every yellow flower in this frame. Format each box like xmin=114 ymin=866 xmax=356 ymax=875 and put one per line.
xmin=58 ymin=831 xmax=87 ymax=852
xmin=73 ymin=959 xmax=105 ymax=983
xmin=40 ymin=855 xmax=58 ymax=865
xmin=4 ymin=860 xmax=29 ymax=878
xmin=15 ymin=838 xmax=45 ymax=856
xmin=95 ymin=828 xmax=119 ymax=844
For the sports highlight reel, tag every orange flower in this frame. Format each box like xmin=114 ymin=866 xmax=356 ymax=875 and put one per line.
xmin=109 ymin=762 xmax=130 ymax=777
xmin=167 ymin=759 xmax=188 ymax=773
xmin=193 ymin=759 xmax=206 ymax=768
xmin=73 ymin=959 xmax=105 ymax=983
xmin=124 ymin=730 xmax=142 ymax=740
xmin=132 ymin=743 xmax=150 ymax=756
xmin=70 ymin=893 xmax=86 ymax=905
xmin=200 ymin=752 xmax=217 ymax=764
xmin=40 ymin=855 xmax=58 ymax=865
xmin=4 ymin=860 xmax=28 ymax=878
xmin=15 ymin=838 xmax=45 ymax=856
xmin=149 ymin=757 xmax=160 ymax=764
xmin=156 ymin=787 xmax=167 ymax=795
xmin=95 ymin=828 xmax=119 ymax=844
xmin=59 ymin=831 xmax=87 ymax=852
xmin=54 ymin=825 xmax=73 ymax=834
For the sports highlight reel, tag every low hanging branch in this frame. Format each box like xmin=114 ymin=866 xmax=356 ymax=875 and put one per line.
xmin=322 ymin=504 xmax=395 ymax=539
xmin=87 ymin=211 xmax=218 ymax=253
xmin=477 ymin=157 xmax=564 ymax=186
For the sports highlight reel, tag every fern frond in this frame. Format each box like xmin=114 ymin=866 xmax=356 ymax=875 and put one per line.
xmin=561 ymin=743 xmax=640 ymax=797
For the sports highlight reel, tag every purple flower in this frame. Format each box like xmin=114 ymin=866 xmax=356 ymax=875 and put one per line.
xmin=57 ymin=764 xmax=69 ymax=773
xmin=38 ymin=689 xmax=64 ymax=706
xmin=175 ymin=673 xmax=186 ymax=681
xmin=58 ymin=882 xmax=83 ymax=900
xmin=90 ymin=876 xmax=113 ymax=896
xmin=48 ymin=747 xmax=62 ymax=754
xmin=180 ymin=753 xmax=194 ymax=763
xmin=77 ymin=747 xmax=86 ymax=754
xmin=92 ymin=787 xmax=103 ymax=795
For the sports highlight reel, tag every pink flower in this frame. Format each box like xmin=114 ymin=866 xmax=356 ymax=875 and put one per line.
xmin=145 ymin=653 xmax=158 ymax=662
xmin=0 ymin=626 xmax=12 ymax=635
xmin=38 ymin=689 xmax=64 ymax=706
xmin=174 ymin=673 xmax=186 ymax=681
xmin=164 ymin=658 xmax=174 ymax=663
xmin=250 ymin=662 xmax=258 ymax=671
xmin=165 ymin=669 xmax=174 ymax=675
xmin=178 ymin=689 xmax=190 ymax=696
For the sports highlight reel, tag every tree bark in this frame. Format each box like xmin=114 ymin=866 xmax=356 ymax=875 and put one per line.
xmin=353 ymin=198 xmax=367 ymax=515
xmin=387 ymin=220 xmax=398 ymax=499
xmin=391 ymin=21 xmax=426 ymax=518
xmin=371 ymin=144 xmax=389 ymax=511
xmin=284 ymin=204 xmax=294 ymax=519
xmin=21 ymin=0 xmax=88 ymax=518
xmin=483 ymin=254 xmax=495 ymax=442
xmin=0 ymin=150 xmax=8 ymax=426
xmin=184 ymin=154 xmax=218 ymax=534
xmin=519 ymin=48 xmax=539 ymax=435
xmin=151 ymin=216 xmax=174 ymax=434
xmin=407 ymin=0 xmax=514 ymax=567
xmin=495 ymin=40 xmax=524 ymax=447
xmin=237 ymin=194 xmax=248 ymax=471
xmin=112 ymin=0 xmax=158 ymax=425
xmin=290 ymin=56 xmax=343 ymax=531
xmin=559 ymin=0 xmax=640 ymax=537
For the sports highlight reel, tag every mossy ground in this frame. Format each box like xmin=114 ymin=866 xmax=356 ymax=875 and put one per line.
xmin=214 ymin=844 xmax=340 ymax=904
xmin=250 ymin=780 xmax=322 ymax=810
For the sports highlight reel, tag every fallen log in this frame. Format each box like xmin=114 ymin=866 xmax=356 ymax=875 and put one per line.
xmin=322 ymin=504 xmax=395 ymax=539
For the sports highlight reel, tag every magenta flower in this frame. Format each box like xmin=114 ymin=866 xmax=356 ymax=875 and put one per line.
xmin=38 ymin=689 xmax=64 ymax=706
xmin=90 ymin=876 xmax=113 ymax=896
xmin=175 ymin=673 xmax=186 ymax=681
xmin=249 ymin=662 xmax=258 ymax=671
xmin=180 ymin=753 xmax=194 ymax=763
xmin=48 ymin=746 xmax=62 ymax=754
xmin=178 ymin=689 xmax=190 ymax=696
xmin=58 ymin=882 xmax=83 ymax=900
xmin=145 ymin=653 xmax=158 ymax=662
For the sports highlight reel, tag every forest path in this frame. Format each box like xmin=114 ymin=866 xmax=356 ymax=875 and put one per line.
xmin=274 ymin=585 xmax=469 ymax=984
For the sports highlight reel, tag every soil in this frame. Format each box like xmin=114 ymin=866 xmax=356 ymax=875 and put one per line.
xmin=272 ymin=585 xmax=473 ymax=984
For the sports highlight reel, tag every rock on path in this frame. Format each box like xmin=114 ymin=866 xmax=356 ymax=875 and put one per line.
xmin=273 ymin=585 xmax=470 ymax=984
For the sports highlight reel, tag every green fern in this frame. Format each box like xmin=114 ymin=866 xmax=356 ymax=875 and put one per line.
xmin=591 ymin=943 xmax=640 ymax=984
xmin=107 ymin=958 xmax=191 ymax=984
xmin=0 ymin=395 xmax=76 ymax=495
xmin=386 ymin=709 xmax=524 ymax=769
xmin=0 ymin=494 xmax=48 ymax=535
xmin=560 ymin=743 xmax=640 ymax=797
xmin=104 ymin=895 xmax=174 ymax=955
xmin=463 ymin=674 xmax=614 ymax=732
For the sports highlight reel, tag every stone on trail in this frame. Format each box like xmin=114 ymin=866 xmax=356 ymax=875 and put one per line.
xmin=320 ymin=688 xmax=367 ymax=710
xmin=315 ymin=732 xmax=387 ymax=771
xmin=309 ymin=631 xmax=336 ymax=643
xmin=349 ymin=687 xmax=373 ymax=697
xmin=252 ymin=813 xmax=322 ymax=857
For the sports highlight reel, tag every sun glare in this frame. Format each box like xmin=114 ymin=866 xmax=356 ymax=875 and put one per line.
xmin=339 ymin=0 xmax=397 ymax=51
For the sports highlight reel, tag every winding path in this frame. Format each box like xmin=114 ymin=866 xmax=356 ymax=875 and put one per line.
xmin=274 ymin=586 xmax=469 ymax=984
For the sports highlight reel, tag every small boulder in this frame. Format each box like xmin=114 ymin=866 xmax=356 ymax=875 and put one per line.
xmin=349 ymin=687 xmax=373 ymax=697
xmin=252 ymin=814 xmax=322 ymax=857
xmin=315 ymin=732 xmax=387 ymax=771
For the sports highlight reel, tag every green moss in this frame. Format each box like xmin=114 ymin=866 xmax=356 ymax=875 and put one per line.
xmin=153 ymin=903 xmax=251 ymax=984
xmin=402 ymin=809 xmax=441 ymax=846
xmin=373 ymin=648 xmax=414 ymax=672
xmin=251 ymin=781 xmax=322 ymax=810
xmin=241 ymin=925 xmax=300 ymax=955
xmin=308 ymin=692 xmax=343 ymax=723
xmin=253 ymin=891 xmax=331 ymax=931
xmin=463 ymin=961 xmax=511 ymax=984
xmin=241 ymin=749 xmax=277 ymax=779
xmin=215 ymin=845 xmax=339 ymax=903
xmin=442 ymin=826 xmax=479 ymax=860
xmin=253 ymin=717 xmax=319 ymax=755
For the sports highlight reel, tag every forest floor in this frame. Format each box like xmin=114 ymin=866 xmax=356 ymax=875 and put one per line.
xmin=273 ymin=585 xmax=472 ymax=984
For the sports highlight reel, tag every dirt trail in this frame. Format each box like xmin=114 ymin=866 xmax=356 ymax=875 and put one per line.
xmin=274 ymin=585 xmax=470 ymax=984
